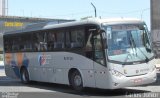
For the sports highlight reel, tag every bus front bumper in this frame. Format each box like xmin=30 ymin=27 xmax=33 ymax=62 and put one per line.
xmin=109 ymin=69 xmax=157 ymax=89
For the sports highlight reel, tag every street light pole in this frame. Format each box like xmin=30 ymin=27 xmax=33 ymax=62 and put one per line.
xmin=91 ymin=3 xmax=97 ymax=17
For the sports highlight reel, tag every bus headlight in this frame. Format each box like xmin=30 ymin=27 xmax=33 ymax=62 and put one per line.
xmin=110 ymin=69 xmax=124 ymax=77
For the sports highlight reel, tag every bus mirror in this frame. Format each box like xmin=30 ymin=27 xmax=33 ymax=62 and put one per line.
xmin=99 ymin=29 xmax=108 ymax=49
xmin=139 ymin=25 xmax=145 ymax=30
xmin=89 ymin=28 xmax=97 ymax=32
xmin=89 ymin=28 xmax=99 ymax=35
xmin=99 ymin=29 xmax=105 ymax=34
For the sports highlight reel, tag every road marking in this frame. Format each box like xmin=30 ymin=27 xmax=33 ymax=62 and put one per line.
xmin=0 ymin=86 xmax=56 ymax=92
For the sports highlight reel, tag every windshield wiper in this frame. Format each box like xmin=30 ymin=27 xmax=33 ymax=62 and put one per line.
xmin=130 ymin=33 xmax=149 ymax=63
xmin=122 ymin=33 xmax=136 ymax=65
xmin=123 ymin=32 xmax=149 ymax=65
xmin=122 ymin=52 xmax=132 ymax=65
xmin=137 ymin=47 xmax=149 ymax=62
xmin=142 ymin=31 xmax=152 ymax=53
xmin=129 ymin=33 xmax=138 ymax=56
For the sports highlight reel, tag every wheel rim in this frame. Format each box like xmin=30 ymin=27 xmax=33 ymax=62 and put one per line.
xmin=74 ymin=75 xmax=82 ymax=86
xmin=22 ymin=71 xmax=27 ymax=82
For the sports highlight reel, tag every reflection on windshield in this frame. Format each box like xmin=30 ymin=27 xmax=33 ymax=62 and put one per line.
xmin=104 ymin=24 xmax=154 ymax=63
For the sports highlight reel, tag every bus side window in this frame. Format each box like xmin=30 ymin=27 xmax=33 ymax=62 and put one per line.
xmin=36 ymin=32 xmax=47 ymax=51
xmin=54 ymin=32 xmax=64 ymax=49
xmin=70 ymin=29 xmax=84 ymax=48
xmin=65 ymin=31 xmax=71 ymax=48
xmin=85 ymin=32 xmax=93 ymax=59
xmin=32 ymin=33 xmax=38 ymax=51
xmin=93 ymin=34 xmax=105 ymax=65
xmin=47 ymin=32 xmax=56 ymax=50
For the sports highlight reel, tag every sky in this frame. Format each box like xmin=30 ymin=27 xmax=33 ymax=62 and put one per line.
xmin=8 ymin=0 xmax=150 ymax=29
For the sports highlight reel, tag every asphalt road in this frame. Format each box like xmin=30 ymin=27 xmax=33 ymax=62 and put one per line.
xmin=0 ymin=66 xmax=160 ymax=98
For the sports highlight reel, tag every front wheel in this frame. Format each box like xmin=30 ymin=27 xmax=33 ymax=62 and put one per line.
xmin=20 ymin=68 xmax=30 ymax=84
xmin=70 ymin=70 xmax=83 ymax=91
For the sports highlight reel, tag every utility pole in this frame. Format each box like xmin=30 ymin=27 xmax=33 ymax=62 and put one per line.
xmin=91 ymin=2 xmax=97 ymax=17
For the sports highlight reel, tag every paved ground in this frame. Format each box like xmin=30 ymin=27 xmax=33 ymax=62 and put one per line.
xmin=126 ymin=71 xmax=160 ymax=92
xmin=0 ymin=63 xmax=160 ymax=98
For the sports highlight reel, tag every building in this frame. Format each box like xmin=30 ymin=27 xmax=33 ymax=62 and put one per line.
xmin=0 ymin=16 xmax=74 ymax=52
xmin=0 ymin=16 xmax=74 ymax=61
xmin=151 ymin=0 xmax=160 ymax=57
xmin=0 ymin=16 xmax=74 ymax=33
xmin=0 ymin=0 xmax=7 ymax=16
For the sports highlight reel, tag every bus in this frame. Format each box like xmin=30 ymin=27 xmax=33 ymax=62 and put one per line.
xmin=3 ymin=18 xmax=157 ymax=91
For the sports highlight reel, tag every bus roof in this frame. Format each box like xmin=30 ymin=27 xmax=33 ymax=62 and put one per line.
xmin=4 ymin=18 xmax=144 ymax=35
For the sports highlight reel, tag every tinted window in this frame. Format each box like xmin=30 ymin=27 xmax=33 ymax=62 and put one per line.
xmin=70 ymin=29 xmax=84 ymax=48
xmin=4 ymin=27 xmax=85 ymax=52
xmin=54 ymin=31 xmax=65 ymax=49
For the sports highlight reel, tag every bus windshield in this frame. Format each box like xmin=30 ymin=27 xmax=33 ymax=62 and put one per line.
xmin=103 ymin=24 xmax=154 ymax=64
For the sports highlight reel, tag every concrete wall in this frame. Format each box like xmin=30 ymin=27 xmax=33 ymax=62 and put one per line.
xmin=0 ymin=16 xmax=74 ymax=51
xmin=151 ymin=0 xmax=160 ymax=57
xmin=0 ymin=0 xmax=5 ymax=16
xmin=151 ymin=0 xmax=160 ymax=42
xmin=0 ymin=0 xmax=3 ymax=16
xmin=0 ymin=16 xmax=74 ymax=61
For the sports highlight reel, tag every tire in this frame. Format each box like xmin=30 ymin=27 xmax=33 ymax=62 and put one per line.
xmin=70 ymin=70 xmax=83 ymax=91
xmin=20 ymin=68 xmax=30 ymax=84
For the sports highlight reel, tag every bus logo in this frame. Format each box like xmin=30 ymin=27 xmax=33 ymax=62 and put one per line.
xmin=38 ymin=53 xmax=52 ymax=66
xmin=38 ymin=54 xmax=46 ymax=66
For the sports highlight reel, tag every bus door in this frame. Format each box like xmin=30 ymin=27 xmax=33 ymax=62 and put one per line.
xmin=92 ymin=32 xmax=108 ymax=88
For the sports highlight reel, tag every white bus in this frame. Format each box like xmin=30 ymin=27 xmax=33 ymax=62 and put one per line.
xmin=3 ymin=18 xmax=157 ymax=91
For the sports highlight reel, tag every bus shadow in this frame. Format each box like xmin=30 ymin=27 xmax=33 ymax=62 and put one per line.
xmin=69 ymin=88 xmax=150 ymax=97
xmin=0 ymin=76 xmax=23 ymax=86
xmin=26 ymin=82 xmax=150 ymax=97
xmin=0 ymin=76 xmax=150 ymax=96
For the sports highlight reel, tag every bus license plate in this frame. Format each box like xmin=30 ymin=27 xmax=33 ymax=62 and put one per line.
xmin=133 ymin=78 xmax=142 ymax=84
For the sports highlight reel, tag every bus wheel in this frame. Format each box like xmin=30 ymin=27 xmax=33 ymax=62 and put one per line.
xmin=70 ymin=70 xmax=83 ymax=91
xmin=20 ymin=67 xmax=30 ymax=84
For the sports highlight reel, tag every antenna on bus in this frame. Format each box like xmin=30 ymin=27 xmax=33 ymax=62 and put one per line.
xmin=91 ymin=2 xmax=97 ymax=17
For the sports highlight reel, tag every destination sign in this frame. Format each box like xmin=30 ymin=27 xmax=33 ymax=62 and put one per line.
xmin=4 ymin=22 xmax=24 ymax=27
